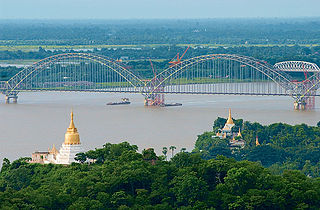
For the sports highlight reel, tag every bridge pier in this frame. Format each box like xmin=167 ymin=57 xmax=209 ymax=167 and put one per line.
xmin=144 ymin=98 xmax=149 ymax=106
xmin=300 ymin=102 xmax=306 ymax=110
xmin=144 ymin=93 xmax=165 ymax=107
xmin=294 ymin=101 xmax=300 ymax=110
xmin=5 ymin=94 xmax=18 ymax=104
xmin=12 ymin=96 xmax=18 ymax=104
xmin=5 ymin=96 xmax=9 ymax=104
xmin=294 ymin=100 xmax=307 ymax=110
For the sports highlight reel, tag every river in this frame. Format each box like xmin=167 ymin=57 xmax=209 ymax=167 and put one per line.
xmin=0 ymin=91 xmax=319 ymax=164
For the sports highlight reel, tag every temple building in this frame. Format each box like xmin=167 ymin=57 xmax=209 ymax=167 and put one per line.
xmin=30 ymin=111 xmax=83 ymax=165
xmin=216 ymin=109 xmax=235 ymax=138
xmin=214 ymin=109 xmax=246 ymax=149
xmin=229 ymin=128 xmax=245 ymax=149
xmin=31 ymin=151 xmax=49 ymax=164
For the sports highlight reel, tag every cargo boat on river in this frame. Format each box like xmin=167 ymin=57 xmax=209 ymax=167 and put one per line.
xmin=161 ymin=103 xmax=182 ymax=107
xmin=107 ymin=98 xmax=131 ymax=105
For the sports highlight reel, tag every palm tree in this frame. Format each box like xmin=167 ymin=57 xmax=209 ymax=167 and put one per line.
xmin=169 ymin=146 xmax=176 ymax=158
xmin=162 ymin=147 xmax=168 ymax=160
xmin=180 ymin=148 xmax=186 ymax=153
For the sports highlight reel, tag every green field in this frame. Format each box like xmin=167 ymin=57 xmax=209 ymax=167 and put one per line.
xmin=0 ymin=59 xmax=39 ymax=64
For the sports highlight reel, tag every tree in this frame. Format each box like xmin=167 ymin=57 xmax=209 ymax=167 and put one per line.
xmin=84 ymin=142 xmax=139 ymax=163
xmin=142 ymin=148 xmax=157 ymax=161
xmin=194 ymin=133 xmax=232 ymax=159
xmin=169 ymin=146 xmax=176 ymax=158
xmin=222 ymin=167 xmax=257 ymax=196
xmin=213 ymin=117 xmax=227 ymax=129
xmin=111 ymin=191 xmax=133 ymax=208
xmin=162 ymin=147 xmax=168 ymax=160
xmin=180 ymin=148 xmax=187 ymax=153
xmin=245 ymin=145 xmax=286 ymax=167
xmin=1 ymin=158 xmax=11 ymax=172
xmin=75 ymin=153 xmax=87 ymax=164
xmin=171 ymin=152 xmax=203 ymax=168
xmin=171 ymin=172 xmax=208 ymax=206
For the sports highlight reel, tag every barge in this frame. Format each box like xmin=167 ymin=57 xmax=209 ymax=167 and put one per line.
xmin=107 ymin=98 xmax=131 ymax=105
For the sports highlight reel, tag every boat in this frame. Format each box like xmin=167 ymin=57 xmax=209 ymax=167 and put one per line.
xmin=161 ymin=103 xmax=182 ymax=107
xmin=107 ymin=98 xmax=131 ymax=105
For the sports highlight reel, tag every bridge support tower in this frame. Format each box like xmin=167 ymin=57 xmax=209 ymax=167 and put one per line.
xmin=5 ymin=94 xmax=18 ymax=104
xmin=294 ymin=101 xmax=300 ymax=110
xmin=144 ymin=93 xmax=164 ymax=106
xmin=294 ymin=99 xmax=308 ymax=110
xmin=300 ymin=101 xmax=307 ymax=110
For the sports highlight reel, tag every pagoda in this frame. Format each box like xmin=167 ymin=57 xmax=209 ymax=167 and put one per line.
xmin=55 ymin=111 xmax=83 ymax=164
xmin=216 ymin=109 xmax=235 ymax=138
xmin=30 ymin=111 xmax=83 ymax=165
xmin=214 ymin=109 xmax=246 ymax=149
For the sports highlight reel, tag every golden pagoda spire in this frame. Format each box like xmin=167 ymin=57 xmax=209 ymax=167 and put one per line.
xmin=237 ymin=127 xmax=242 ymax=138
xmin=64 ymin=110 xmax=80 ymax=145
xmin=69 ymin=110 xmax=75 ymax=129
xmin=255 ymin=136 xmax=260 ymax=146
xmin=226 ymin=108 xmax=234 ymax=125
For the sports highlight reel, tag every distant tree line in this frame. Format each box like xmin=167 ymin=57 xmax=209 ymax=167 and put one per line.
xmin=1 ymin=45 xmax=320 ymax=81
xmin=1 ymin=18 xmax=320 ymax=45
xmin=1 ymin=45 xmax=320 ymax=65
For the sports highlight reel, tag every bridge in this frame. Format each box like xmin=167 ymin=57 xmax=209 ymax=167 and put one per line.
xmin=1 ymin=53 xmax=319 ymax=110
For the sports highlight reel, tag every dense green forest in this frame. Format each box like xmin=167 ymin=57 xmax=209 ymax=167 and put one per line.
xmin=195 ymin=118 xmax=320 ymax=178
xmin=1 ymin=119 xmax=320 ymax=209
xmin=1 ymin=142 xmax=320 ymax=209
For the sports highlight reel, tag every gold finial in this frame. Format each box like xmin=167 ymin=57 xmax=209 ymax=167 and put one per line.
xmin=237 ymin=127 xmax=242 ymax=138
xmin=69 ymin=110 xmax=75 ymax=129
xmin=226 ymin=108 xmax=234 ymax=125
xmin=256 ymin=136 xmax=260 ymax=146
xmin=64 ymin=110 xmax=80 ymax=145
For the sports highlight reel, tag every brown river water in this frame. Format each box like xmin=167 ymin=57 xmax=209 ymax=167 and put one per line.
xmin=0 ymin=92 xmax=319 ymax=164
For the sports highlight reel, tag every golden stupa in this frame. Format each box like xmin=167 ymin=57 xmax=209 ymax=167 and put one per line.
xmin=256 ymin=136 xmax=260 ymax=146
xmin=237 ymin=128 xmax=242 ymax=138
xmin=226 ymin=108 xmax=234 ymax=125
xmin=49 ymin=144 xmax=59 ymax=155
xmin=64 ymin=111 xmax=80 ymax=145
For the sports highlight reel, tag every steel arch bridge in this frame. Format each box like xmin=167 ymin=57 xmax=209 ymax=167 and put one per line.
xmin=0 ymin=53 xmax=318 ymax=109
xmin=0 ymin=53 xmax=145 ymax=103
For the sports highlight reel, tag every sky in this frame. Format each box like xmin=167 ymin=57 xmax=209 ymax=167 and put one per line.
xmin=1 ymin=0 xmax=320 ymax=19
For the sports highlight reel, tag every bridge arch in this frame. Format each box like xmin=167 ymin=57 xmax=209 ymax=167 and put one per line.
xmin=274 ymin=61 xmax=320 ymax=105
xmin=1 ymin=53 xmax=144 ymax=96
xmin=147 ymin=54 xmax=298 ymax=98
xmin=274 ymin=61 xmax=320 ymax=72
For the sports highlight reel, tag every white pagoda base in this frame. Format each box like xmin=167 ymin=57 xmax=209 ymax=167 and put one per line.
xmin=55 ymin=143 xmax=83 ymax=165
